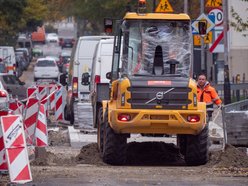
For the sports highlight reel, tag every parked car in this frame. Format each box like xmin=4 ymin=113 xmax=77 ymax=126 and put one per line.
xmin=65 ymin=35 xmax=113 ymax=124
xmin=16 ymin=36 xmax=33 ymax=59
xmin=14 ymin=55 xmax=23 ymax=78
xmin=15 ymin=48 xmax=32 ymax=62
xmin=0 ymin=73 xmax=26 ymax=100
xmin=59 ymin=50 xmax=71 ymax=73
xmin=15 ymin=51 xmax=29 ymax=70
xmin=62 ymin=58 xmax=70 ymax=74
xmin=46 ymin=33 xmax=59 ymax=43
xmin=88 ymin=38 xmax=114 ymax=128
xmin=34 ymin=57 xmax=59 ymax=81
xmin=0 ymin=83 xmax=9 ymax=112
xmin=32 ymin=45 xmax=43 ymax=57
xmin=61 ymin=38 xmax=75 ymax=49
xmin=0 ymin=58 xmax=7 ymax=73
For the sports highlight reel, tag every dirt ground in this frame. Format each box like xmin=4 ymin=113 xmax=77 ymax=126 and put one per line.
xmin=1 ymin=128 xmax=248 ymax=185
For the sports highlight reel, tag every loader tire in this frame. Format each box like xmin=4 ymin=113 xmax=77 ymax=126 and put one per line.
xmin=177 ymin=134 xmax=187 ymax=156
xmin=97 ymin=107 xmax=104 ymax=156
xmin=185 ymin=126 xmax=209 ymax=166
xmin=102 ymin=112 xmax=127 ymax=165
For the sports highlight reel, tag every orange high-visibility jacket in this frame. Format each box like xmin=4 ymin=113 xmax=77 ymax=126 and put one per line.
xmin=197 ymin=82 xmax=222 ymax=111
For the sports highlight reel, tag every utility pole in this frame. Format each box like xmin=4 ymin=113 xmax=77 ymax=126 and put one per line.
xmin=184 ymin=0 xmax=188 ymax=14
xmin=200 ymin=0 xmax=205 ymax=73
xmin=223 ymin=0 xmax=231 ymax=104
xmin=153 ymin=0 xmax=156 ymax=12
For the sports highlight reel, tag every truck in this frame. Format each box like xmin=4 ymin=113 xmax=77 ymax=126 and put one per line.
xmin=94 ymin=2 xmax=208 ymax=166
xmin=31 ymin=26 xmax=46 ymax=44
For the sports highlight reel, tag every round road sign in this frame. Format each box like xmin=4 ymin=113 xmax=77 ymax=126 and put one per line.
xmin=208 ymin=8 xmax=223 ymax=26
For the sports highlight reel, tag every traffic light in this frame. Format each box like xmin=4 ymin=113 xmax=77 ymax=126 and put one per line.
xmin=104 ymin=18 xmax=113 ymax=34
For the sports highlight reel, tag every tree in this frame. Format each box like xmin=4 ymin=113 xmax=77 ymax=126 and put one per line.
xmin=230 ymin=0 xmax=248 ymax=35
xmin=0 ymin=0 xmax=26 ymax=45
xmin=23 ymin=0 xmax=48 ymax=32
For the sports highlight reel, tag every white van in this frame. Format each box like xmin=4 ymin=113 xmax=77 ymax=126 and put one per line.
xmin=64 ymin=36 xmax=113 ymax=124
xmin=0 ymin=46 xmax=17 ymax=75
xmin=68 ymin=35 xmax=113 ymax=101
xmin=88 ymin=39 xmax=114 ymax=128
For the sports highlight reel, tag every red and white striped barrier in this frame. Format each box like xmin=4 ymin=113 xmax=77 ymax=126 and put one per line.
xmin=0 ymin=110 xmax=9 ymax=172
xmin=38 ymin=85 xmax=49 ymax=116
xmin=9 ymin=99 xmax=24 ymax=115
xmin=0 ymin=115 xmax=32 ymax=183
xmin=35 ymin=104 xmax=48 ymax=147
xmin=27 ymin=87 xmax=38 ymax=98
xmin=49 ymin=84 xmax=56 ymax=111
xmin=55 ymin=85 xmax=64 ymax=121
xmin=0 ymin=129 xmax=8 ymax=172
xmin=23 ymin=97 xmax=39 ymax=145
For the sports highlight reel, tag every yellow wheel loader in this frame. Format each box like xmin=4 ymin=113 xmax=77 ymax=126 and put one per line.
xmin=97 ymin=3 xmax=208 ymax=166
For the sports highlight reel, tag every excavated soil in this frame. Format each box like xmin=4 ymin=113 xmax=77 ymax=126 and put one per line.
xmin=1 ymin=129 xmax=248 ymax=185
xmin=31 ymin=129 xmax=248 ymax=168
xmin=76 ymin=142 xmax=248 ymax=168
xmin=48 ymin=129 xmax=70 ymax=146
xmin=207 ymin=144 xmax=248 ymax=168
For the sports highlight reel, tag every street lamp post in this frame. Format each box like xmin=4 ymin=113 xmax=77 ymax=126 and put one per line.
xmin=223 ymin=0 xmax=231 ymax=104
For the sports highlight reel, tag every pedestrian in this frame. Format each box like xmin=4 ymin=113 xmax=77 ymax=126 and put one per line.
xmin=197 ymin=73 xmax=222 ymax=121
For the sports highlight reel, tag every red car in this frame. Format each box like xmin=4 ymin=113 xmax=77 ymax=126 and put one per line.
xmin=59 ymin=38 xmax=75 ymax=49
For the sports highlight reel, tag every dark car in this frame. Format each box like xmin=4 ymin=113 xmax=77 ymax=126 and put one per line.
xmin=0 ymin=73 xmax=26 ymax=100
xmin=32 ymin=45 xmax=43 ymax=57
xmin=16 ymin=48 xmax=32 ymax=62
xmin=0 ymin=58 xmax=7 ymax=73
xmin=15 ymin=51 xmax=29 ymax=70
xmin=14 ymin=55 xmax=23 ymax=77
xmin=61 ymin=38 xmax=75 ymax=49
xmin=59 ymin=50 xmax=71 ymax=73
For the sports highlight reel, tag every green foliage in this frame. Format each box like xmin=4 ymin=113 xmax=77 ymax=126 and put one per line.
xmin=0 ymin=0 xmax=26 ymax=45
xmin=230 ymin=0 xmax=248 ymax=36
xmin=23 ymin=0 xmax=48 ymax=32
xmin=0 ymin=0 xmax=49 ymax=45
xmin=69 ymin=0 xmax=200 ymax=35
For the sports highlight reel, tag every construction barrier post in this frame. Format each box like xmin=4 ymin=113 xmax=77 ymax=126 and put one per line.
xmin=0 ymin=115 xmax=32 ymax=183
xmin=0 ymin=126 xmax=8 ymax=173
xmin=55 ymin=85 xmax=65 ymax=121
xmin=35 ymin=104 xmax=48 ymax=147
xmin=27 ymin=87 xmax=38 ymax=98
xmin=23 ymin=97 xmax=40 ymax=146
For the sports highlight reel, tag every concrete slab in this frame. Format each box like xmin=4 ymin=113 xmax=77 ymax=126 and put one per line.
xmin=68 ymin=126 xmax=97 ymax=148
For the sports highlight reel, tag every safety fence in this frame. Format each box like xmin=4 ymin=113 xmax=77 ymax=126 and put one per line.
xmin=0 ymin=82 xmax=66 ymax=184
xmin=222 ymin=99 xmax=248 ymax=147
xmin=213 ymin=83 xmax=248 ymax=102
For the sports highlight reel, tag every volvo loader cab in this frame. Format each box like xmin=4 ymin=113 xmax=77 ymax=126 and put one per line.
xmin=98 ymin=4 xmax=208 ymax=166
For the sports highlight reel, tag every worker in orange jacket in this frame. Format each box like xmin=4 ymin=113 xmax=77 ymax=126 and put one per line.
xmin=197 ymin=73 xmax=222 ymax=120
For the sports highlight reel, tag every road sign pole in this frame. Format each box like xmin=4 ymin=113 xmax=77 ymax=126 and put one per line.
xmin=184 ymin=0 xmax=188 ymax=14
xmin=200 ymin=0 xmax=205 ymax=73
xmin=223 ymin=0 xmax=231 ymax=104
xmin=153 ymin=0 xmax=156 ymax=12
